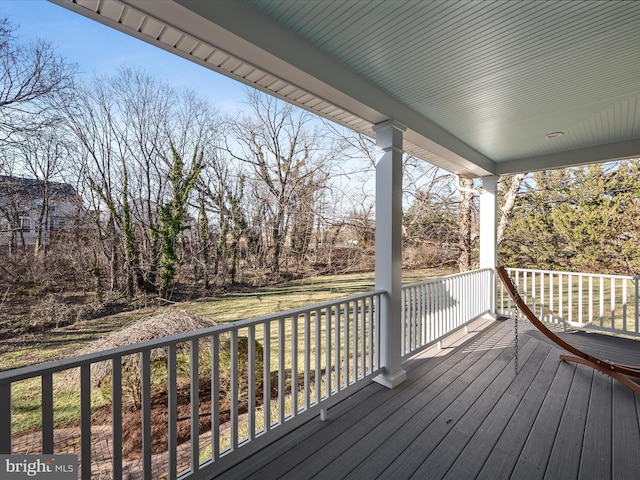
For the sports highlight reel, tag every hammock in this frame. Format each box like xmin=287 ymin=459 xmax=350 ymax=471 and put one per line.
xmin=497 ymin=266 xmax=640 ymax=394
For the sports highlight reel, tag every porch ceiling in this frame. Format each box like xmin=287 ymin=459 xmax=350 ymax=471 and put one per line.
xmin=52 ymin=0 xmax=640 ymax=177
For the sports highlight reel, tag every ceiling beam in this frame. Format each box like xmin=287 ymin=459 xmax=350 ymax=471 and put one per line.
xmin=495 ymin=139 xmax=640 ymax=175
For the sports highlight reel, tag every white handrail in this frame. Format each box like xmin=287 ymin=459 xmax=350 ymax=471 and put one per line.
xmin=401 ymin=268 xmax=493 ymax=358
xmin=0 ymin=290 xmax=384 ymax=479
xmin=0 ymin=267 xmax=533 ymax=479
xmin=498 ymin=267 xmax=640 ymax=337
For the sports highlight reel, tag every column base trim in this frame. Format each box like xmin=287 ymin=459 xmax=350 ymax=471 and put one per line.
xmin=373 ymin=368 xmax=407 ymax=389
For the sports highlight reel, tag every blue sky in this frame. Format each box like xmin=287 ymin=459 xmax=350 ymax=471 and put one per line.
xmin=1 ymin=0 xmax=378 ymax=204
xmin=1 ymin=0 xmax=248 ymax=112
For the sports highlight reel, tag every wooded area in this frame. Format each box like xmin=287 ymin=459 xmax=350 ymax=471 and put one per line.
xmin=499 ymin=163 xmax=640 ymax=276
xmin=1 ymin=16 xmax=639 ymax=329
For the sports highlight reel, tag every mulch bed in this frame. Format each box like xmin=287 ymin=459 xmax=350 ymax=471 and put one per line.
xmin=91 ymin=384 xmax=267 ymax=460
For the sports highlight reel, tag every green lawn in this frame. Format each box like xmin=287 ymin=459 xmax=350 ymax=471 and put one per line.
xmin=2 ymin=268 xmax=452 ymax=372
xmin=4 ymin=267 xmax=453 ymax=436
xmin=178 ymin=268 xmax=450 ymax=323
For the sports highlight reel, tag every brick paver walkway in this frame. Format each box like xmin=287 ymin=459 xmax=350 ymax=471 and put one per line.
xmin=13 ymin=424 xmax=215 ymax=479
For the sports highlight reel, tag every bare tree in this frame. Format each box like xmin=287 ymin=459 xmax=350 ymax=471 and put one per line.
xmin=328 ymin=126 xmax=464 ymax=268
xmin=196 ymin=146 xmax=249 ymax=284
xmin=114 ymin=69 xmax=173 ymax=288
xmin=65 ymin=72 xmax=139 ymax=296
xmin=18 ymin=126 xmax=73 ymax=256
xmin=457 ymin=177 xmax=476 ymax=272
xmin=451 ymin=173 xmax=526 ymax=272
xmin=228 ymin=90 xmax=336 ymax=276
xmin=0 ymin=17 xmax=77 ymax=257
xmin=65 ymin=67 xmax=222 ymax=296
xmin=0 ymin=17 xmax=76 ymax=147
xmin=403 ymin=156 xmax=458 ymax=250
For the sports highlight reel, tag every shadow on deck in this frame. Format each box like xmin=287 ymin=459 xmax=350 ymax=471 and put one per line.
xmin=218 ymin=316 xmax=640 ymax=480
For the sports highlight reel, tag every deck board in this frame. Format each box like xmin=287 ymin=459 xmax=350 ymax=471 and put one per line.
xmin=261 ymin=319 xmax=501 ymax=480
xmin=248 ymin=322 xmax=498 ymax=480
xmin=580 ymin=370 xmax=612 ymax=480
xmin=407 ymin=337 xmax=540 ymax=479
xmin=509 ymin=359 xmax=576 ymax=480
xmin=442 ymin=341 xmax=552 ymax=480
xmin=525 ymin=328 xmax=640 ymax=367
xmin=354 ymin=333 xmax=513 ymax=479
xmin=336 ymin=327 xmax=515 ymax=480
xmin=543 ymin=364 xmax=592 ymax=480
xmin=475 ymin=348 xmax=560 ymax=479
xmin=612 ymin=383 xmax=640 ymax=479
xmin=215 ymin=318 xmax=640 ymax=480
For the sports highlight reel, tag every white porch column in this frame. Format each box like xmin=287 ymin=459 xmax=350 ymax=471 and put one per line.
xmin=372 ymin=120 xmax=407 ymax=389
xmin=479 ymin=175 xmax=497 ymax=269
xmin=479 ymin=175 xmax=498 ymax=315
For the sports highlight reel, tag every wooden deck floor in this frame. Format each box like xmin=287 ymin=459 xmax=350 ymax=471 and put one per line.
xmin=216 ymin=317 xmax=640 ymax=480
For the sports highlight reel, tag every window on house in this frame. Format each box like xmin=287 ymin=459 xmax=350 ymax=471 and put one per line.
xmin=19 ymin=216 xmax=31 ymax=233
xmin=50 ymin=217 xmax=66 ymax=231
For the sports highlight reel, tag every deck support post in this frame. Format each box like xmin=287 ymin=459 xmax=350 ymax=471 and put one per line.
xmin=372 ymin=119 xmax=407 ymax=389
xmin=480 ymin=175 xmax=497 ymax=315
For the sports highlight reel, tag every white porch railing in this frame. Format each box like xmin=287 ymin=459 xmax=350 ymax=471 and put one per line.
xmin=0 ymin=291 xmax=383 ymax=480
xmin=0 ymin=269 xmax=494 ymax=479
xmin=498 ymin=267 xmax=640 ymax=337
xmin=401 ymin=268 xmax=494 ymax=358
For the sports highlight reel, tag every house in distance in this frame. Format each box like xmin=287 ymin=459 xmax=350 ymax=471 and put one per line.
xmin=0 ymin=175 xmax=80 ymax=250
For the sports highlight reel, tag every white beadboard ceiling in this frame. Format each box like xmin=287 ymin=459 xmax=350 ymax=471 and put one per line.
xmin=51 ymin=0 xmax=640 ymax=177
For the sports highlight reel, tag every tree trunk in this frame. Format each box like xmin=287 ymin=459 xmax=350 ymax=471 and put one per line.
xmin=497 ymin=173 xmax=526 ymax=247
xmin=458 ymin=178 xmax=474 ymax=272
